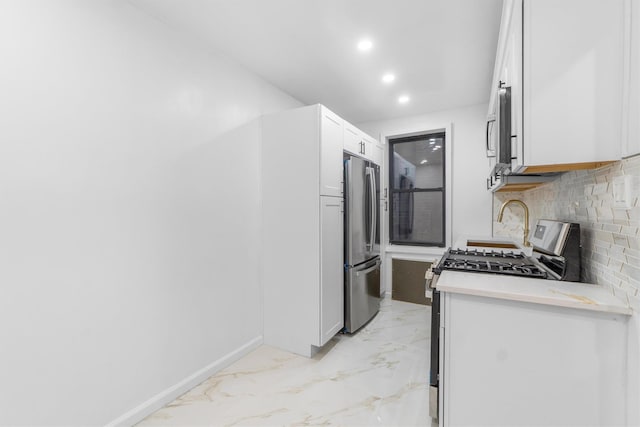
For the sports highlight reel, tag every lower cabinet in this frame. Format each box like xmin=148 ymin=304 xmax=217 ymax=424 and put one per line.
xmin=262 ymin=195 xmax=344 ymax=357
xmin=440 ymin=292 xmax=627 ymax=426
xmin=319 ymin=196 xmax=344 ymax=345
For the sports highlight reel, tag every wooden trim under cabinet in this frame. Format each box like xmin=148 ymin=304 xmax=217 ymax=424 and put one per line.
xmin=495 ymin=182 xmax=548 ymax=192
xmin=520 ymin=161 xmax=616 ymax=174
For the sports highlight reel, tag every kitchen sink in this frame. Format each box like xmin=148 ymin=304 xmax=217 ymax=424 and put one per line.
xmin=466 ymin=240 xmax=519 ymax=249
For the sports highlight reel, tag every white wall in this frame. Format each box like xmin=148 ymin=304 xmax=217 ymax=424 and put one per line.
xmin=0 ymin=1 xmax=301 ymax=425
xmin=358 ymin=103 xmax=493 ymax=248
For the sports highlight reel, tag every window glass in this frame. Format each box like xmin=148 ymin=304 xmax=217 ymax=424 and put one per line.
xmin=389 ymin=132 xmax=445 ymax=246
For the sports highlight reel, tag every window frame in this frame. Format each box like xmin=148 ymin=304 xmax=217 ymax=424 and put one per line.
xmin=388 ymin=131 xmax=447 ymax=247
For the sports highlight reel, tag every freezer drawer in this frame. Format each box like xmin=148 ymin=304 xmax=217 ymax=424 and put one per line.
xmin=345 ymin=258 xmax=381 ymax=333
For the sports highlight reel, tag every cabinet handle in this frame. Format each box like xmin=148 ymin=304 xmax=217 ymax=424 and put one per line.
xmin=486 ymin=118 xmax=496 ymax=155
xmin=384 ymin=188 xmax=387 ymax=198
xmin=384 ymin=200 xmax=388 ymax=211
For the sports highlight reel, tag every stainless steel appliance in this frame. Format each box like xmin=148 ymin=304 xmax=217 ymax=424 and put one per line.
xmin=497 ymin=82 xmax=513 ymax=168
xmin=428 ymin=221 xmax=582 ymax=420
xmin=344 ymin=154 xmax=381 ymax=333
xmin=436 ymin=248 xmax=548 ymax=278
xmin=485 ymin=83 xmax=561 ymax=192
xmin=529 ymin=219 xmax=581 ymax=281
xmin=485 ymin=81 xmax=513 ymax=164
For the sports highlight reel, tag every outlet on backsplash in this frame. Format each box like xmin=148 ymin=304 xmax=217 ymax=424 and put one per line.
xmin=613 ymin=175 xmax=640 ymax=209
xmin=493 ymin=155 xmax=640 ymax=309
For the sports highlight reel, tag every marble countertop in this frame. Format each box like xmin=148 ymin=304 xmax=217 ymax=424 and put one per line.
xmin=435 ymin=236 xmax=632 ymax=316
xmin=437 ymin=270 xmax=632 ymax=315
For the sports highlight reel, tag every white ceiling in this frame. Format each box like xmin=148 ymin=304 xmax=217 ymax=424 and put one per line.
xmin=130 ymin=0 xmax=503 ymax=124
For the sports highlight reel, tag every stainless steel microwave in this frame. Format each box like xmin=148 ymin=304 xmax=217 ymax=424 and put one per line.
xmin=497 ymin=83 xmax=512 ymax=168
xmin=486 ymin=82 xmax=513 ymax=172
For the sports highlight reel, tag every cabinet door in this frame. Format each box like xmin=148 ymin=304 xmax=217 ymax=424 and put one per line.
xmin=344 ymin=121 xmax=362 ymax=156
xmin=624 ymin=0 xmax=640 ymax=158
xmin=504 ymin=0 xmax=523 ymax=171
xmin=524 ymin=0 xmax=623 ymax=166
xmin=361 ymin=135 xmax=376 ymax=162
xmin=320 ymin=107 xmax=344 ymax=197
xmin=319 ymin=196 xmax=344 ymax=346
xmin=372 ymin=140 xmax=384 ymax=167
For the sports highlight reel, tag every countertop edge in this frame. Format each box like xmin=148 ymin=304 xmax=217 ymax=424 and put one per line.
xmin=437 ymin=283 xmax=633 ymax=316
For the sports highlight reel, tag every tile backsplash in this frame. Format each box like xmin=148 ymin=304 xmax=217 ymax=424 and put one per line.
xmin=493 ymin=155 xmax=640 ymax=310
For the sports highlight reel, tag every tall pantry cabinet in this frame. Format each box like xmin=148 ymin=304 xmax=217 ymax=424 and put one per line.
xmin=261 ymin=104 xmax=344 ymax=357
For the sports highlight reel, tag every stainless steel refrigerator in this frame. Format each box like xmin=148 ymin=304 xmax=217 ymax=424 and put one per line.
xmin=344 ymin=154 xmax=381 ymax=333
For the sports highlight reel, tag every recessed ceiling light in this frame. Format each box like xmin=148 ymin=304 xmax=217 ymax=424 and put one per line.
xmin=429 ymin=139 xmax=436 ymax=143
xmin=420 ymin=159 xmax=428 ymax=165
xmin=357 ymin=39 xmax=373 ymax=52
xmin=382 ymin=73 xmax=395 ymax=84
xmin=398 ymin=95 xmax=410 ymax=104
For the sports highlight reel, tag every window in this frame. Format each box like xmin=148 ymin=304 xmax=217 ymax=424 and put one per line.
xmin=389 ymin=132 xmax=446 ymax=247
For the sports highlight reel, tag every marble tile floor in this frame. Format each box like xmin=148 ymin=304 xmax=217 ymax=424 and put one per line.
xmin=138 ymin=297 xmax=433 ymax=426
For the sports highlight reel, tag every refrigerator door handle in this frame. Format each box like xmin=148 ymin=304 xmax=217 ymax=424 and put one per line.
xmin=356 ymin=259 xmax=381 ymax=276
xmin=345 ymin=158 xmax=353 ymax=260
xmin=368 ymin=167 xmax=376 ymax=250
xmin=371 ymin=167 xmax=377 ymax=247
xmin=364 ymin=167 xmax=372 ymax=251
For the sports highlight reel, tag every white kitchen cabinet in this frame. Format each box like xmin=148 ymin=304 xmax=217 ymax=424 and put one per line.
xmin=623 ymin=0 xmax=640 ymax=158
xmin=361 ymin=134 xmax=374 ymax=161
xmin=261 ymin=104 xmax=344 ymax=357
xmin=320 ymin=108 xmax=344 ymax=197
xmin=320 ymin=196 xmax=344 ymax=344
xmin=344 ymin=120 xmax=379 ymax=164
xmin=343 ymin=121 xmax=362 ymax=157
xmin=440 ymin=291 xmax=628 ymax=426
xmin=489 ymin=0 xmax=624 ymax=174
xmin=372 ymin=139 xmax=384 ymax=167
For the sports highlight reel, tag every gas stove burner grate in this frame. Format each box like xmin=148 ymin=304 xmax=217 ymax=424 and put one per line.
xmin=449 ymin=248 xmax=525 ymax=259
xmin=436 ymin=248 xmax=548 ymax=279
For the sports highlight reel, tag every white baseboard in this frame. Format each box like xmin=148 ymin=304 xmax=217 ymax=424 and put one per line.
xmin=106 ymin=335 xmax=263 ymax=427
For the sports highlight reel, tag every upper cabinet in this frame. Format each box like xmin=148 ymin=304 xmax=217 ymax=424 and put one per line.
xmin=343 ymin=120 xmax=380 ymax=164
xmin=623 ymin=0 xmax=640 ymax=158
xmin=488 ymin=0 xmax=625 ymax=175
xmin=320 ymin=107 xmax=344 ymax=197
xmin=371 ymin=137 xmax=384 ymax=167
xmin=344 ymin=121 xmax=362 ymax=157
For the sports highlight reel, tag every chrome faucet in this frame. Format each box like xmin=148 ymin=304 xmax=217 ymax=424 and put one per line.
xmin=497 ymin=199 xmax=531 ymax=247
